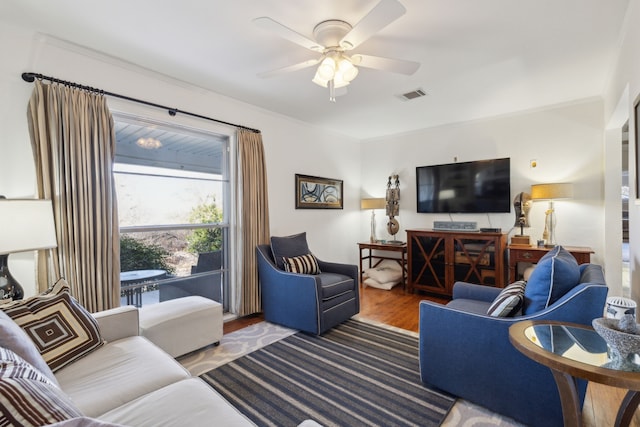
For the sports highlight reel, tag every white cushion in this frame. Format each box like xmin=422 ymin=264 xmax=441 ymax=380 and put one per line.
xmin=47 ymin=417 xmax=125 ymax=427
xmin=99 ymin=378 xmax=252 ymax=427
xmin=55 ymin=336 xmax=190 ymax=417
xmin=363 ymin=277 xmax=400 ymax=290
xmin=139 ymin=296 xmax=223 ymax=357
xmin=364 ymin=260 xmax=403 ymax=284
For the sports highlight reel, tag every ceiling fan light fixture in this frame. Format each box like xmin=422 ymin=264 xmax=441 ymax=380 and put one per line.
xmin=317 ymin=57 xmax=336 ymax=81
xmin=332 ymin=73 xmax=350 ymax=89
xmin=312 ymin=72 xmax=329 ymax=88
xmin=136 ymin=137 xmax=162 ymax=149
xmin=338 ymin=57 xmax=358 ymax=82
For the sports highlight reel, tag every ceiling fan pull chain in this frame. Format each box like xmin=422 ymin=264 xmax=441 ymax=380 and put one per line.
xmin=329 ymin=79 xmax=336 ymax=102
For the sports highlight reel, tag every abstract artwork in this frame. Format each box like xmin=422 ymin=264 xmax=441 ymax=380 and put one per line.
xmin=295 ymin=174 xmax=343 ymax=209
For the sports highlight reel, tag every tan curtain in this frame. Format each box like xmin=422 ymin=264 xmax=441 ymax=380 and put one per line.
xmin=27 ymin=80 xmax=120 ymax=312
xmin=237 ymin=129 xmax=270 ymax=316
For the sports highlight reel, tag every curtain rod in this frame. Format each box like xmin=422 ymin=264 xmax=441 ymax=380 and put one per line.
xmin=21 ymin=72 xmax=260 ymax=134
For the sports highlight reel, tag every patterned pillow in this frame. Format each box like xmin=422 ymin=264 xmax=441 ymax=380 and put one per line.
xmin=487 ymin=281 xmax=527 ymax=317
xmin=282 ymin=253 xmax=321 ymax=275
xmin=0 ymin=278 xmax=103 ymax=372
xmin=0 ymin=347 xmax=83 ymax=426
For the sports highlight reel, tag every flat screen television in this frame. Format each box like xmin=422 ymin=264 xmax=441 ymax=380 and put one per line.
xmin=416 ymin=158 xmax=511 ymax=213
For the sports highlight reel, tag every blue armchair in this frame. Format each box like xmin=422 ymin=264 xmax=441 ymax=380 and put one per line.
xmin=256 ymin=243 xmax=359 ymax=335
xmin=419 ymin=263 xmax=608 ymax=427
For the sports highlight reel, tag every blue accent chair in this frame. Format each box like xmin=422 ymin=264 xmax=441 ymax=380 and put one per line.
xmin=256 ymin=244 xmax=360 ymax=335
xmin=419 ymin=263 xmax=608 ymax=427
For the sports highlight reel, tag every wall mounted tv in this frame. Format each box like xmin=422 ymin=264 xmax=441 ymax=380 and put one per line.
xmin=416 ymin=158 xmax=511 ymax=214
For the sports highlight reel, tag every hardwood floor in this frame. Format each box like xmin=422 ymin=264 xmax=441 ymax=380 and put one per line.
xmin=225 ymin=284 xmax=640 ymax=426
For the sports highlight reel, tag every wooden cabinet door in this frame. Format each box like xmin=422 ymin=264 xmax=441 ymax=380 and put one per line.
xmin=451 ymin=235 xmax=500 ymax=287
xmin=408 ymin=232 xmax=450 ymax=296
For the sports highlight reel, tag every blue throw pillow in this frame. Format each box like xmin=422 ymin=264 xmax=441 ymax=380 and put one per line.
xmin=523 ymin=246 xmax=580 ymax=314
xmin=270 ymin=232 xmax=311 ymax=270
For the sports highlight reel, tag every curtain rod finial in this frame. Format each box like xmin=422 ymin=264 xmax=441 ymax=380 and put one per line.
xmin=22 ymin=73 xmax=36 ymax=83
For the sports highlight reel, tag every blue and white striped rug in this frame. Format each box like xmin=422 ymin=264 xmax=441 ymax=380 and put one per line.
xmin=200 ymin=319 xmax=455 ymax=427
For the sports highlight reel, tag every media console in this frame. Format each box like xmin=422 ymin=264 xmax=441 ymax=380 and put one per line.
xmin=407 ymin=229 xmax=507 ymax=297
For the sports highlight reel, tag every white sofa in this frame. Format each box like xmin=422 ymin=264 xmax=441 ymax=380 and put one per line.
xmin=58 ymin=305 xmax=253 ymax=426
xmin=0 ymin=303 xmax=253 ymax=427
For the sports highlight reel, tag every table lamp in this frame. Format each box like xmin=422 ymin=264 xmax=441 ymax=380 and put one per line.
xmin=530 ymin=183 xmax=573 ymax=246
xmin=0 ymin=198 xmax=57 ymax=300
xmin=361 ymin=198 xmax=386 ymax=243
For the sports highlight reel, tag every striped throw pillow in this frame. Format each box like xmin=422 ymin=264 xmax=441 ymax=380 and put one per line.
xmin=0 ymin=278 xmax=103 ymax=372
xmin=282 ymin=253 xmax=321 ymax=275
xmin=0 ymin=347 xmax=83 ymax=426
xmin=487 ymin=280 xmax=527 ymax=317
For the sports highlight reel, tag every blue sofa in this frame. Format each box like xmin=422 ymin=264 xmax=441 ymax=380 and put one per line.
xmin=256 ymin=240 xmax=359 ymax=335
xmin=419 ymin=262 xmax=608 ymax=427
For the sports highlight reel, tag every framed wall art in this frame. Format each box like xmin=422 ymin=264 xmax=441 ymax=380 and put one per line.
xmin=295 ymin=174 xmax=343 ymax=209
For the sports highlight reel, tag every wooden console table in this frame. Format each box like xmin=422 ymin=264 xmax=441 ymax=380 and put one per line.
xmin=508 ymin=245 xmax=594 ymax=282
xmin=358 ymin=242 xmax=407 ymax=288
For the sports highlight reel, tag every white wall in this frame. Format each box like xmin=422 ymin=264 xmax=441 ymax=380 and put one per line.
xmin=360 ymin=100 xmax=606 ymax=267
xmin=0 ymin=26 xmax=361 ymax=296
xmin=0 ymin=19 xmax=617 ymax=299
xmin=603 ymin=0 xmax=640 ymax=303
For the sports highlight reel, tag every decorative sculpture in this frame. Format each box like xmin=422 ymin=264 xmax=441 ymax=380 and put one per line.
xmin=511 ymin=192 xmax=531 ymax=245
xmin=386 ymin=175 xmax=402 ymax=244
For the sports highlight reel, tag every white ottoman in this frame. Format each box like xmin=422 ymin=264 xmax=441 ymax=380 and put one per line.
xmin=139 ymin=296 xmax=223 ymax=358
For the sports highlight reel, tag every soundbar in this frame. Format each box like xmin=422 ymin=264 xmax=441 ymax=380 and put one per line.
xmin=433 ymin=221 xmax=478 ymax=231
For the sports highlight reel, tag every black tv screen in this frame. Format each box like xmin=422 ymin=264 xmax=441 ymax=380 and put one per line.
xmin=416 ymin=158 xmax=511 ymax=213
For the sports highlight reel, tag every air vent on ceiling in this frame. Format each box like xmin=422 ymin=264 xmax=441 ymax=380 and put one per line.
xmin=397 ymin=88 xmax=427 ymax=101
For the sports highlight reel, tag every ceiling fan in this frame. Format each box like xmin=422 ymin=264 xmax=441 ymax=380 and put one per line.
xmin=253 ymin=0 xmax=420 ymax=102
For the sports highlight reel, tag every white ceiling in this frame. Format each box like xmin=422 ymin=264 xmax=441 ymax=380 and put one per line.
xmin=1 ymin=0 xmax=630 ymax=140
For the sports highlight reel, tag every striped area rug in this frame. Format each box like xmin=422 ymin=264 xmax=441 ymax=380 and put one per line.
xmin=200 ymin=319 xmax=455 ymax=427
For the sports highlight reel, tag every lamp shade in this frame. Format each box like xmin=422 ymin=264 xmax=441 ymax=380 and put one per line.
xmin=0 ymin=199 xmax=57 ymax=254
xmin=530 ymin=183 xmax=573 ymax=200
xmin=360 ymin=198 xmax=386 ymax=210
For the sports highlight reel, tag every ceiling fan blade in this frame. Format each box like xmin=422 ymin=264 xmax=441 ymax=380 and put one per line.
xmin=351 ymin=54 xmax=420 ymax=75
xmin=253 ymin=17 xmax=322 ymax=51
xmin=257 ymin=59 xmax=320 ymax=78
xmin=340 ymin=0 xmax=406 ymax=50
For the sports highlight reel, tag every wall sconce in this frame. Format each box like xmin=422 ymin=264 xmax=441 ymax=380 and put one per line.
xmin=530 ymin=183 xmax=573 ymax=246
xmin=0 ymin=198 xmax=58 ymax=300
xmin=360 ymin=198 xmax=386 ymax=243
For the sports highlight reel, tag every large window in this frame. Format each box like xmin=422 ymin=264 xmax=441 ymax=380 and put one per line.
xmin=113 ymin=114 xmax=231 ymax=311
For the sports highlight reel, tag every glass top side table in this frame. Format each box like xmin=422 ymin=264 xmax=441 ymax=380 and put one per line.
xmin=510 ymin=320 xmax=640 ymax=427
